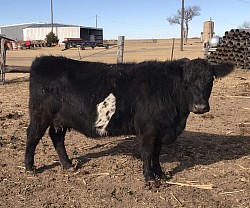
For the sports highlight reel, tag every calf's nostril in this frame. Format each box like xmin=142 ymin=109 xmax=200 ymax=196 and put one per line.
xmin=193 ymin=104 xmax=209 ymax=113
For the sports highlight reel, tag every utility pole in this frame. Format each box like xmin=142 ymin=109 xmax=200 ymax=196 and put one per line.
xmin=96 ymin=15 xmax=98 ymax=28
xmin=51 ymin=0 xmax=54 ymax=33
xmin=180 ymin=0 xmax=184 ymax=51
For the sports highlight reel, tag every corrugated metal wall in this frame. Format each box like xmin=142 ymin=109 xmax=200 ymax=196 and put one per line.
xmin=23 ymin=27 xmax=50 ymax=41
xmin=58 ymin=27 xmax=80 ymax=42
xmin=23 ymin=26 xmax=80 ymax=43
xmin=0 ymin=23 xmax=35 ymax=40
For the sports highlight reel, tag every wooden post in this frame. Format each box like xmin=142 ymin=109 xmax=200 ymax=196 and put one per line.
xmin=204 ymin=47 xmax=209 ymax=59
xmin=171 ymin=38 xmax=175 ymax=60
xmin=0 ymin=38 xmax=6 ymax=84
xmin=116 ymin=36 xmax=125 ymax=64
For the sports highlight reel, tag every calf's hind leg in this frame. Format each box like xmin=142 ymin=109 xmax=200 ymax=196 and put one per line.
xmin=49 ymin=126 xmax=72 ymax=169
xmin=152 ymin=139 xmax=169 ymax=180
xmin=25 ymin=121 xmax=49 ymax=171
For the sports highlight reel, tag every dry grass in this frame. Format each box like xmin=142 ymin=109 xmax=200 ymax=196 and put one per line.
xmin=6 ymin=38 xmax=204 ymax=67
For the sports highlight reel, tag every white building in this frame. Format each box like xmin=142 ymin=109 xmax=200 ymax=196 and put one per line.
xmin=0 ymin=23 xmax=103 ymax=44
xmin=23 ymin=23 xmax=80 ymax=43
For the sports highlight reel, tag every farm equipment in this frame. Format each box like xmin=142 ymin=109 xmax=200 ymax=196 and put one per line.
xmin=203 ymin=36 xmax=222 ymax=52
xmin=203 ymin=36 xmax=222 ymax=59
xmin=62 ymin=37 xmax=110 ymax=50
xmin=207 ymin=36 xmax=222 ymax=52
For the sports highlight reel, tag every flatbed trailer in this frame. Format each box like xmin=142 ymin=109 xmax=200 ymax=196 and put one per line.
xmin=62 ymin=38 xmax=110 ymax=50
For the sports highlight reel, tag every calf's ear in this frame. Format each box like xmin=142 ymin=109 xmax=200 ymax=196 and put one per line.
xmin=213 ymin=62 xmax=235 ymax=78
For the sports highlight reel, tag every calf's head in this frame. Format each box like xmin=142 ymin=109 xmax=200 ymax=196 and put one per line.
xmin=183 ymin=59 xmax=234 ymax=114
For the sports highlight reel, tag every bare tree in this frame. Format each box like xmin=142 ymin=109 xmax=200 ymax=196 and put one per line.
xmin=239 ymin=21 xmax=250 ymax=28
xmin=167 ymin=5 xmax=201 ymax=44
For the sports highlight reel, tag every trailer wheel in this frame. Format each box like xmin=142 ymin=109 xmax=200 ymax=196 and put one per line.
xmin=91 ymin=43 xmax=97 ymax=49
xmin=65 ymin=43 xmax=70 ymax=49
xmin=80 ymin=45 xmax=85 ymax=50
xmin=105 ymin=45 xmax=109 ymax=49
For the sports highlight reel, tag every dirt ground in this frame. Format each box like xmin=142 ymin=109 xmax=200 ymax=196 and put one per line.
xmin=0 ymin=39 xmax=250 ymax=208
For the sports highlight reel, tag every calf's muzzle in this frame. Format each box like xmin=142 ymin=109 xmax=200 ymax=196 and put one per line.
xmin=192 ymin=103 xmax=210 ymax=114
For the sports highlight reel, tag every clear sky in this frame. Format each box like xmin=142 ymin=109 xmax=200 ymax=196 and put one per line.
xmin=1 ymin=0 xmax=250 ymax=40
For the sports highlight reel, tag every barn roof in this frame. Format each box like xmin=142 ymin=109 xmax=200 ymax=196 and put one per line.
xmin=25 ymin=23 xmax=103 ymax=30
xmin=26 ymin=23 xmax=79 ymax=28
xmin=1 ymin=23 xmax=103 ymax=30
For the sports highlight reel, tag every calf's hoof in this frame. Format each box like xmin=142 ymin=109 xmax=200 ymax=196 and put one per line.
xmin=145 ymin=172 xmax=172 ymax=189
xmin=25 ymin=166 xmax=37 ymax=176
xmin=64 ymin=166 xmax=76 ymax=172
xmin=145 ymin=179 xmax=162 ymax=190
xmin=62 ymin=162 xmax=76 ymax=172
xmin=159 ymin=172 xmax=172 ymax=181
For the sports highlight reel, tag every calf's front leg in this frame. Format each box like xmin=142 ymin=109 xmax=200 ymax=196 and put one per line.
xmin=139 ymin=136 xmax=155 ymax=182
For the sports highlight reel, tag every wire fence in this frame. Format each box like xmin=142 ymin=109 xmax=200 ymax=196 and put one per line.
xmin=77 ymin=45 xmax=118 ymax=60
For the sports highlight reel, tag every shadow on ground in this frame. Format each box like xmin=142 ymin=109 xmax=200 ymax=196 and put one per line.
xmin=37 ymin=131 xmax=250 ymax=176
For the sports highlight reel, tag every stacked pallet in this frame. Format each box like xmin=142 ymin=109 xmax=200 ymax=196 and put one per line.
xmin=208 ymin=29 xmax=250 ymax=69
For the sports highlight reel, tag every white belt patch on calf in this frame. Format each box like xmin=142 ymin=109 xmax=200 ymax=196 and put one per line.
xmin=95 ymin=93 xmax=116 ymax=136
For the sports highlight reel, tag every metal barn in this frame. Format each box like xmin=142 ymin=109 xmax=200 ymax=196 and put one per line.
xmin=0 ymin=23 xmax=40 ymax=41
xmin=0 ymin=23 xmax=104 ymax=44
xmin=24 ymin=24 xmax=104 ymax=44
xmin=23 ymin=23 xmax=80 ymax=43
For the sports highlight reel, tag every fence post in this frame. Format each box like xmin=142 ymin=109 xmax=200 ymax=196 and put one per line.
xmin=171 ymin=38 xmax=175 ymax=60
xmin=116 ymin=36 xmax=125 ymax=64
xmin=0 ymin=38 xmax=6 ymax=84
